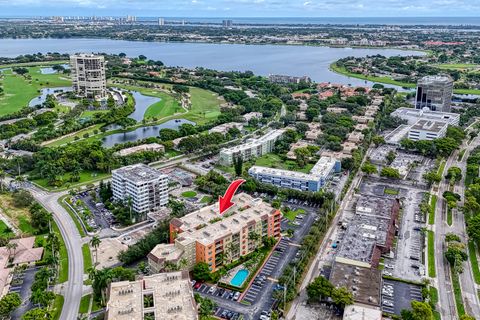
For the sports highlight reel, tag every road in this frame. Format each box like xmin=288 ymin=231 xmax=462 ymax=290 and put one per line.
xmin=434 ymin=133 xmax=480 ymax=319
xmin=20 ymin=182 xmax=84 ymax=320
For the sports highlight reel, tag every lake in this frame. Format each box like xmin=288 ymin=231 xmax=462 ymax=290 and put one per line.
xmin=126 ymin=90 xmax=161 ymax=122
xmin=102 ymin=118 xmax=194 ymax=147
xmin=0 ymin=38 xmax=424 ymax=87
xmin=28 ymin=87 xmax=72 ymax=107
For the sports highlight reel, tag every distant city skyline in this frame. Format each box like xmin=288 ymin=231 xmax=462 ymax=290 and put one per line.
xmin=0 ymin=0 xmax=479 ymax=18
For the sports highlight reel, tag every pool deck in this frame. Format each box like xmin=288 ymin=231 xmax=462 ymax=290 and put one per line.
xmin=220 ymin=264 xmax=249 ymax=288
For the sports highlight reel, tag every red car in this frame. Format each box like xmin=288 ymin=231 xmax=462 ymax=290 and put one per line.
xmin=194 ymin=282 xmax=202 ymax=290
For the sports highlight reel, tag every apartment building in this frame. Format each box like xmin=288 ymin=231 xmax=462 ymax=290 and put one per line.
xmin=148 ymin=193 xmax=281 ymax=273
xmin=218 ymin=129 xmax=285 ymax=166
xmin=407 ymin=119 xmax=448 ymax=141
xmin=268 ymin=74 xmax=311 ymax=84
xmin=115 ymin=143 xmax=165 ymax=157
xmin=112 ymin=164 xmax=169 ymax=215
xmin=105 ymin=271 xmax=198 ymax=320
xmin=208 ymin=122 xmax=244 ymax=135
xmin=414 ymin=75 xmax=453 ymax=112
xmin=248 ymin=157 xmax=340 ymax=192
xmin=70 ymin=53 xmax=107 ymax=99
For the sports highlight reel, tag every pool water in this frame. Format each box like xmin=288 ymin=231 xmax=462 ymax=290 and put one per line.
xmin=230 ymin=269 xmax=249 ymax=287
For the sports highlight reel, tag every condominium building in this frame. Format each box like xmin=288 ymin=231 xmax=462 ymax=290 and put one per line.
xmin=268 ymin=74 xmax=311 ymax=84
xmin=148 ymin=193 xmax=281 ymax=273
xmin=218 ymin=129 xmax=285 ymax=166
xmin=391 ymin=107 xmax=459 ymax=126
xmin=112 ymin=164 xmax=169 ymax=215
xmin=105 ymin=271 xmax=198 ymax=320
xmin=248 ymin=156 xmax=340 ymax=192
xmin=70 ymin=53 xmax=107 ymax=99
xmin=407 ymin=119 xmax=448 ymax=141
xmin=414 ymin=75 xmax=453 ymax=112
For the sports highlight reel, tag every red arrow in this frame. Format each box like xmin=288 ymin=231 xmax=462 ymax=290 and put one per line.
xmin=218 ymin=179 xmax=246 ymax=215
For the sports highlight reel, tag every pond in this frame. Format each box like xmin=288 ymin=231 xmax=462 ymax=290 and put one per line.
xmin=39 ymin=63 xmax=70 ymax=74
xmin=28 ymin=87 xmax=72 ymax=107
xmin=102 ymin=118 xmax=195 ymax=147
xmin=125 ymin=90 xmax=162 ymax=122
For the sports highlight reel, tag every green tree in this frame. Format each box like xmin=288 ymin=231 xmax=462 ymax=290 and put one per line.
xmin=386 ymin=150 xmax=396 ymax=164
xmin=0 ymin=292 xmax=21 ymax=319
xmin=22 ymin=308 xmax=53 ymax=320
xmin=361 ymin=162 xmax=377 ymax=175
xmin=233 ymin=156 xmax=243 ymax=177
xmin=380 ymin=167 xmax=401 ymax=179
xmin=467 ymin=214 xmax=480 ymax=243
xmin=423 ymin=171 xmax=441 ymax=186
xmin=331 ymin=287 xmax=354 ymax=309
xmin=372 ymin=135 xmax=385 ymax=147
xmin=192 ymin=262 xmax=211 ymax=281
xmin=459 ymin=315 xmax=476 ymax=320
xmin=90 ymin=235 xmax=102 ymax=267
xmin=306 ymin=276 xmax=334 ymax=301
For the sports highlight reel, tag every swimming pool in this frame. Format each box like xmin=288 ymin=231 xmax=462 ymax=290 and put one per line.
xmin=230 ymin=269 xmax=249 ymax=287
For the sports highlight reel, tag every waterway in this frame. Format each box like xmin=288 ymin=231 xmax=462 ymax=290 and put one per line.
xmin=102 ymin=118 xmax=194 ymax=147
xmin=0 ymin=38 xmax=424 ymax=87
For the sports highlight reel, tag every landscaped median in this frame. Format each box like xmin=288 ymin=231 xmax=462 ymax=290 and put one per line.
xmin=427 ymin=230 xmax=436 ymax=278
xmin=429 ymin=195 xmax=437 ymax=225
xmin=451 ymin=270 xmax=466 ymax=317
xmin=468 ymin=241 xmax=480 ymax=284
xmin=58 ymin=195 xmax=87 ymax=237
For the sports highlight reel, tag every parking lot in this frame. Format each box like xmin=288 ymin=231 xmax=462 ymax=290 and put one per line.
xmin=381 ymin=279 xmax=423 ymax=315
xmin=10 ymin=267 xmax=38 ymax=320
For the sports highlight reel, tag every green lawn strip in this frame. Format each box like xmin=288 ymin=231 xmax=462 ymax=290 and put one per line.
xmin=433 ymin=311 xmax=441 ymax=320
xmin=468 ymin=241 xmax=480 ymax=284
xmin=79 ymin=294 xmax=92 ymax=314
xmin=427 ymin=231 xmax=436 ymax=278
xmin=437 ymin=160 xmax=446 ymax=176
xmin=181 ymin=191 xmax=197 ymax=198
xmin=52 ymin=221 xmax=69 ymax=284
xmin=43 ymin=124 xmax=105 ymax=147
xmin=57 ymin=195 xmax=86 ymax=237
xmin=451 ymin=271 xmax=466 ymax=317
xmin=18 ymin=215 xmax=36 ymax=234
xmin=433 ymin=63 xmax=479 ymax=71
xmin=91 ymin=298 xmax=103 ymax=312
xmin=429 ymin=195 xmax=437 ymax=225
xmin=430 ymin=286 xmax=439 ymax=305
xmin=82 ymin=244 xmax=93 ymax=273
xmin=52 ymin=294 xmax=65 ymax=320
xmin=447 ymin=207 xmax=453 ymax=226
xmin=384 ymin=188 xmax=399 ymax=195
xmin=458 ymin=149 xmax=466 ymax=161
xmin=254 ymin=154 xmax=313 ymax=173
xmin=32 ymin=170 xmax=110 ymax=191
xmin=200 ymin=196 xmax=212 ymax=203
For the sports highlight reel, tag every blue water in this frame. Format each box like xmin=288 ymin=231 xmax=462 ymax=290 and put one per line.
xmin=40 ymin=63 xmax=70 ymax=74
xmin=230 ymin=269 xmax=249 ymax=287
xmin=127 ymin=90 xmax=162 ymax=121
xmin=28 ymin=86 xmax=72 ymax=107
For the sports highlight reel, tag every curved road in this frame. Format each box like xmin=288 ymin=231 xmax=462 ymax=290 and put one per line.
xmin=27 ymin=185 xmax=83 ymax=320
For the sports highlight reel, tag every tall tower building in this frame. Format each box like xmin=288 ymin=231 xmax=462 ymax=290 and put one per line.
xmin=158 ymin=18 xmax=165 ymax=26
xmin=414 ymin=75 xmax=453 ymax=112
xmin=70 ymin=53 xmax=107 ymax=99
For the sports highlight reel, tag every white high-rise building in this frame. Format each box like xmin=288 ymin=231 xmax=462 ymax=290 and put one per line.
xmin=158 ymin=18 xmax=165 ymax=26
xmin=70 ymin=53 xmax=107 ymax=99
xmin=112 ymin=164 xmax=169 ymax=215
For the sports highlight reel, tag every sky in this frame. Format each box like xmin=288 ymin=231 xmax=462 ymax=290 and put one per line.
xmin=0 ymin=0 xmax=479 ymax=17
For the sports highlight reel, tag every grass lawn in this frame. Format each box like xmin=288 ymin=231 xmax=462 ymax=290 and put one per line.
xmin=283 ymin=208 xmax=306 ymax=221
xmin=458 ymin=149 xmax=466 ymax=161
xmin=468 ymin=241 xmax=480 ymax=284
xmin=43 ymin=124 xmax=105 ymax=147
xmin=0 ymin=220 xmax=14 ymax=238
xmin=434 ymin=63 xmax=479 ymax=71
xmin=200 ymin=196 xmax=213 ymax=203
xmin=184 ymin=87 xmax=222 ymax=124
xmin=79 ymin=294 xmax=91 ymax=314
xmin=58 ymin=195 xmax=86 ymax=237
xmin=384 ymin=188 xmax=399 ymax=195
xmin=451 ymin=271 xmax=465 ymax=317
xmin=32 ymin=170 xmax=110 ymax=191
xmin=215 ymin=164 xmax=235 ymax=174
xmin=181 ymin=191 xmax=197 ymax=198
xmin=91 ymin=298 xmax=102 ymax=312
xmin=427 ymin=231 xmax=436 ymax=278
xmin=447 ymin=207 xmax=453 ymax=226
xmin=0 ymin=194 xmax=35 ymax=235
xmin=0 ymin=67 xmax=70 ymax=116
xmin=255 ymin=154 xmax=314 ymax=173
xmin=52 ymin=294 xmax=65 ymax=320
xmin=82 ymin=244 xmax=92 ymax=273
xmin=53 ymin=221 xmax=69 ymax=284
xmin=429 ymin=195 xmax=437 ymax=225
xmin=80 ymin=110 xmax=109 ymax=118
xmin=437 ymin=160 xmax=446 ymax=176
xmin=0 ymin=60 xmax=68 ymax=69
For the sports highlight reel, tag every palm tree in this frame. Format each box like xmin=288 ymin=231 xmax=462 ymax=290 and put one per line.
xmin=0 ymin=170 xmax=5 ymax=191
xmin=90 ymin=236 xmax=101 ymax=267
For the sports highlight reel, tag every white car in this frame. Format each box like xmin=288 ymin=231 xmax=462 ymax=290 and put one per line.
xmin=208 ymin=286 xmax=216 ymax=294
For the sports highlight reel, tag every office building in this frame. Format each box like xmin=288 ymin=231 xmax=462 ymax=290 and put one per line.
xmin=407 ymin=119 xmax=448 ymax=141
xmin=158 ymin=18 xmax=165 ymax=26
xmin=415 ymin=75 xmax=453 ymax=112
xmin=70 ymin=54 xmax=107 ymax=99
xmin=105 ymin=271 xmax=198 ymax=320
xmin=218 ymin=129 xmax=285 ymax=166
xmin=248 ymin=157 xmax=340 ymax=192
xmin=222 ymin=19 xmax=233 ymax=27
xmin=148 ymin=193 xmax=281 ymax=273
xmin=112 ymin=164 xmax=168 ymax=215
xmin=390 ymin=107 xmax=459 ymax=126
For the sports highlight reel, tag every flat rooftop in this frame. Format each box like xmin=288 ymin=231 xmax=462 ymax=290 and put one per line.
xmin=391 ymin=107 xmax=459 ymax=125
xmin=249 ymin=156 xmax=337 ymax=181
xmin=106 ymin=271 xmax=197 ymax=320
xmin=112 ymin=163 xmax=167 ymax=183
xmin=410 ymin=119 xmax=447 ymax=133
xmin=330 ymin=262 xmax=381 ymax=307
xmin=418 ymin=75 xmax=453 ymax=84
xmin=220 ymin=129 xmax=285 ymax=155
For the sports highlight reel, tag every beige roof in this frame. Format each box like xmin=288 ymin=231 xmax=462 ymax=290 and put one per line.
xmin=7 ymin=237 xmax=44 ymax=265
xmin=106 ymin=271 xmax=198 ymax=320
